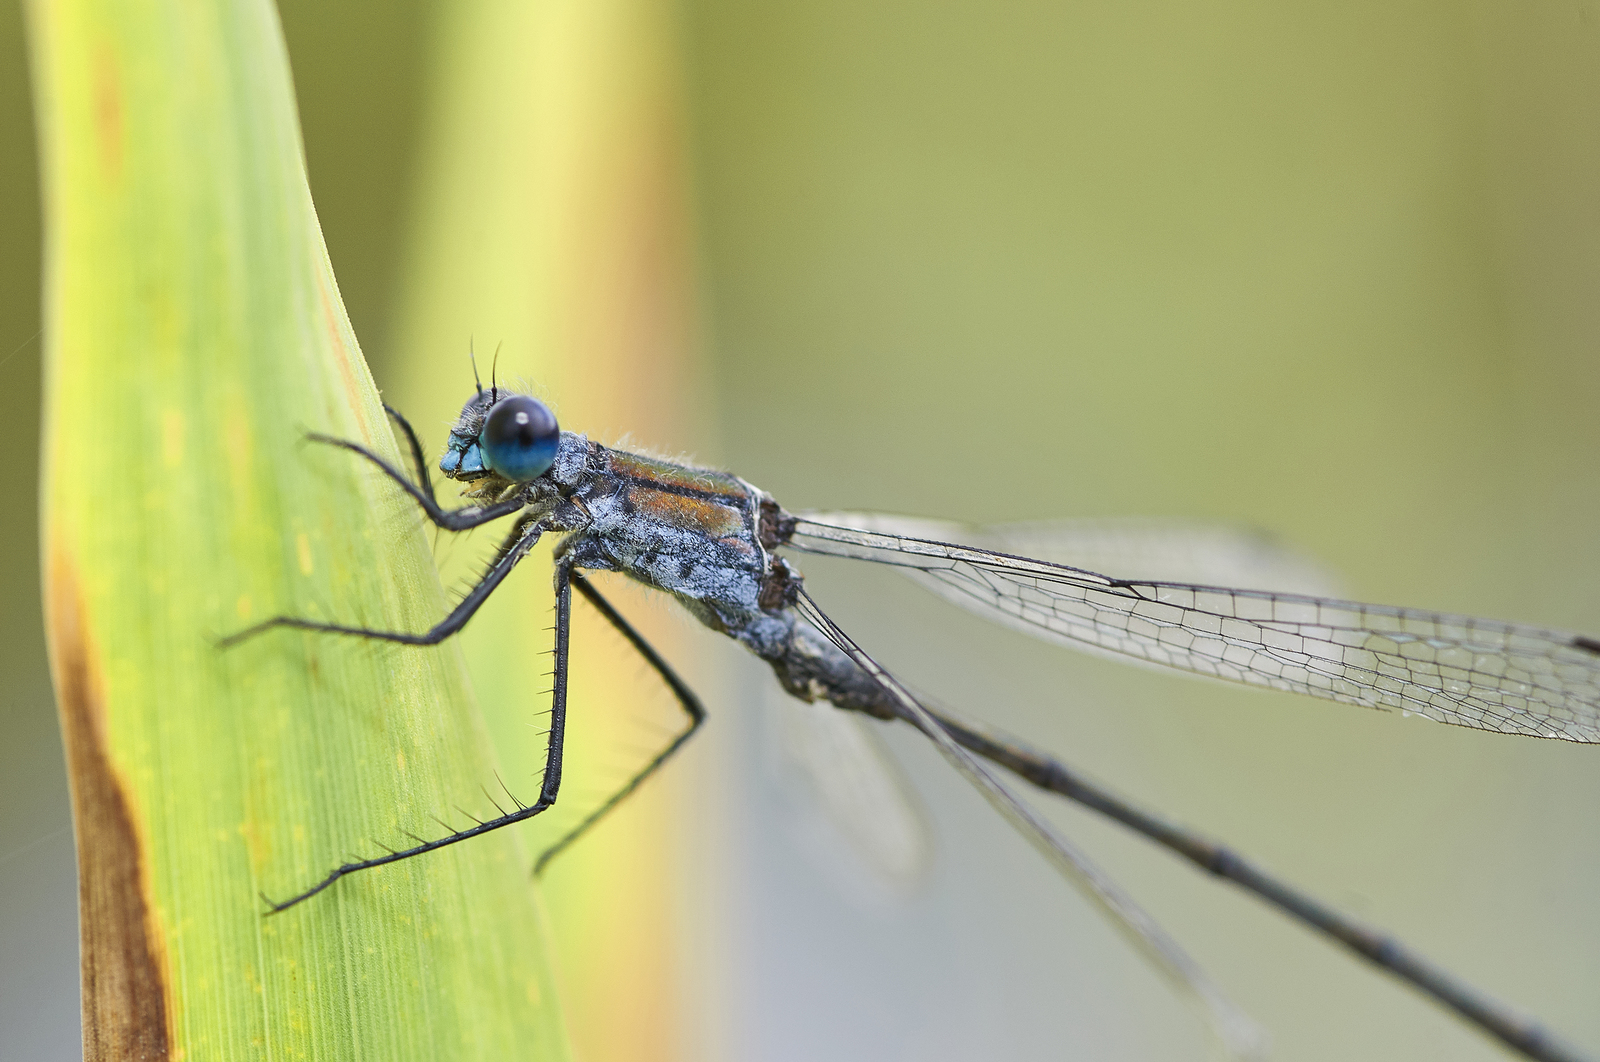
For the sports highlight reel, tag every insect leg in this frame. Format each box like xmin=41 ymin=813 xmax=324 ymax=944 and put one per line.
xmin=382 ymin=403 xmax=438 ymax=507
xmin=306 ymin=431 xmax=527 ymax=532
xmin=220 ymin=513 xmax=543 ymax=648
xmin=532 ymin=569 xmax=706 ymax=874
xmin=260 ymin=559 xmax=575 ymax=913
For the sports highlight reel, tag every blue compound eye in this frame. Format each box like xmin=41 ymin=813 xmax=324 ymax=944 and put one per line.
xmin=480 ymin=395 xmax=559 ymax=481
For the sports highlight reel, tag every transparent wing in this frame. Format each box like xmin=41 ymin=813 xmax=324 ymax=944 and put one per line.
xmin=768 ymin=685 xmax=932 ymax=897
xmin=976 ymin=518 xmax=1344 ymax=596
xmin=788 ymin=513 xmax=1600 ymax=743
xmin=825 ymin=513 xmax=1346 ymax=594
xmin=792 ymin=591 xmax=1268 ymax=1060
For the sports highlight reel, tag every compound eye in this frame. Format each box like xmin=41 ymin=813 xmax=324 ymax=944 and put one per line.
xmin=480 ymin=395 xmax=559 ymax=481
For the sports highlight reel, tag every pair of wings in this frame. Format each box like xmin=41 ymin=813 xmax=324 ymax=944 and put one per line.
xmin=786 ymin=512 xmax=1600 ymax=743
xmin=758 ymin=515 xmax=1600 ymax=1055
xmin=772 ymin=511 xmax=1600 ymax=892
xmin=766 ymin=512 xmax=1599 ymax=1056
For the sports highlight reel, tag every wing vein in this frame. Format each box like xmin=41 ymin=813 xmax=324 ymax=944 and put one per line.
xmin=789 ymin=514 xmax=1600 ymax=743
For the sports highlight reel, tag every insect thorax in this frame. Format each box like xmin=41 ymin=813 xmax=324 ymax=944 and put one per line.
xmin=559 ymin=445 xmax=791 ymax=647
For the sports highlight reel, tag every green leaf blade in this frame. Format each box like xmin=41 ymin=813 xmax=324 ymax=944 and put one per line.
xmin=33 ymin=1 xmax=572 ymax=1058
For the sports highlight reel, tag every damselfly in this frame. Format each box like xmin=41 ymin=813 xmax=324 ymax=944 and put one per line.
xmin=225 ymin=378 xmax=1600 ymax=1062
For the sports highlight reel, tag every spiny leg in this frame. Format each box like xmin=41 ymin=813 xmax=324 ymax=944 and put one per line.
xmin=306 ymin=431 xmax=528 ymax=532
xmin=220 ymin=513 xmax=544 ymax=648
xmin=383 ymin=404 xmax=454 ymax=552
xmin=533 ymin=569 xmax=706 ymax=875
xmin=382 ymin=403 xmax=439 ymax=507
xmin=261 ymin=559 xmax=576 ymax=913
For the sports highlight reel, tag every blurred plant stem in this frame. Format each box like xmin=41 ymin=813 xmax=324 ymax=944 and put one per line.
xmin=389 ymin=2 xmax=708 ymax=1060
xmin=32 ymin=0 xmax=570 ymax=1057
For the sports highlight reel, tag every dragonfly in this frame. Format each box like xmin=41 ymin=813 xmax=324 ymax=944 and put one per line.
xmin=225 ymin=375 xmax=1600 ymax=1062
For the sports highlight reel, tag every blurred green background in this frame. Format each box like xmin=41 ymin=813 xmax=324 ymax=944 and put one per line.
xmin=5 ymin=1 xmax=1599 ymax=1060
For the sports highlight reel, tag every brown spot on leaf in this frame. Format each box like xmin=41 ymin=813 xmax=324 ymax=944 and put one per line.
xmin=46 ymin=546 xmax=172 ymax=1061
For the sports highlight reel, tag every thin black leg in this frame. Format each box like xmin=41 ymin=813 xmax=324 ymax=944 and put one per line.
xmin=382 ymin=403 xmax=439 ymax=507
xmin=220 ymin=514 xmax=544 ymax=648
xmin=532 ymin=569 xmax=706 ymax=875
xmin=260 ymin=559 xmax=575 ymax=913
xmin=306 ymin=431 xmax=528 ymax=532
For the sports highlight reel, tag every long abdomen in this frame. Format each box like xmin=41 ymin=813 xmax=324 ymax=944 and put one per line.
xmin=758 ymin=609 xmax=900 ymax=722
